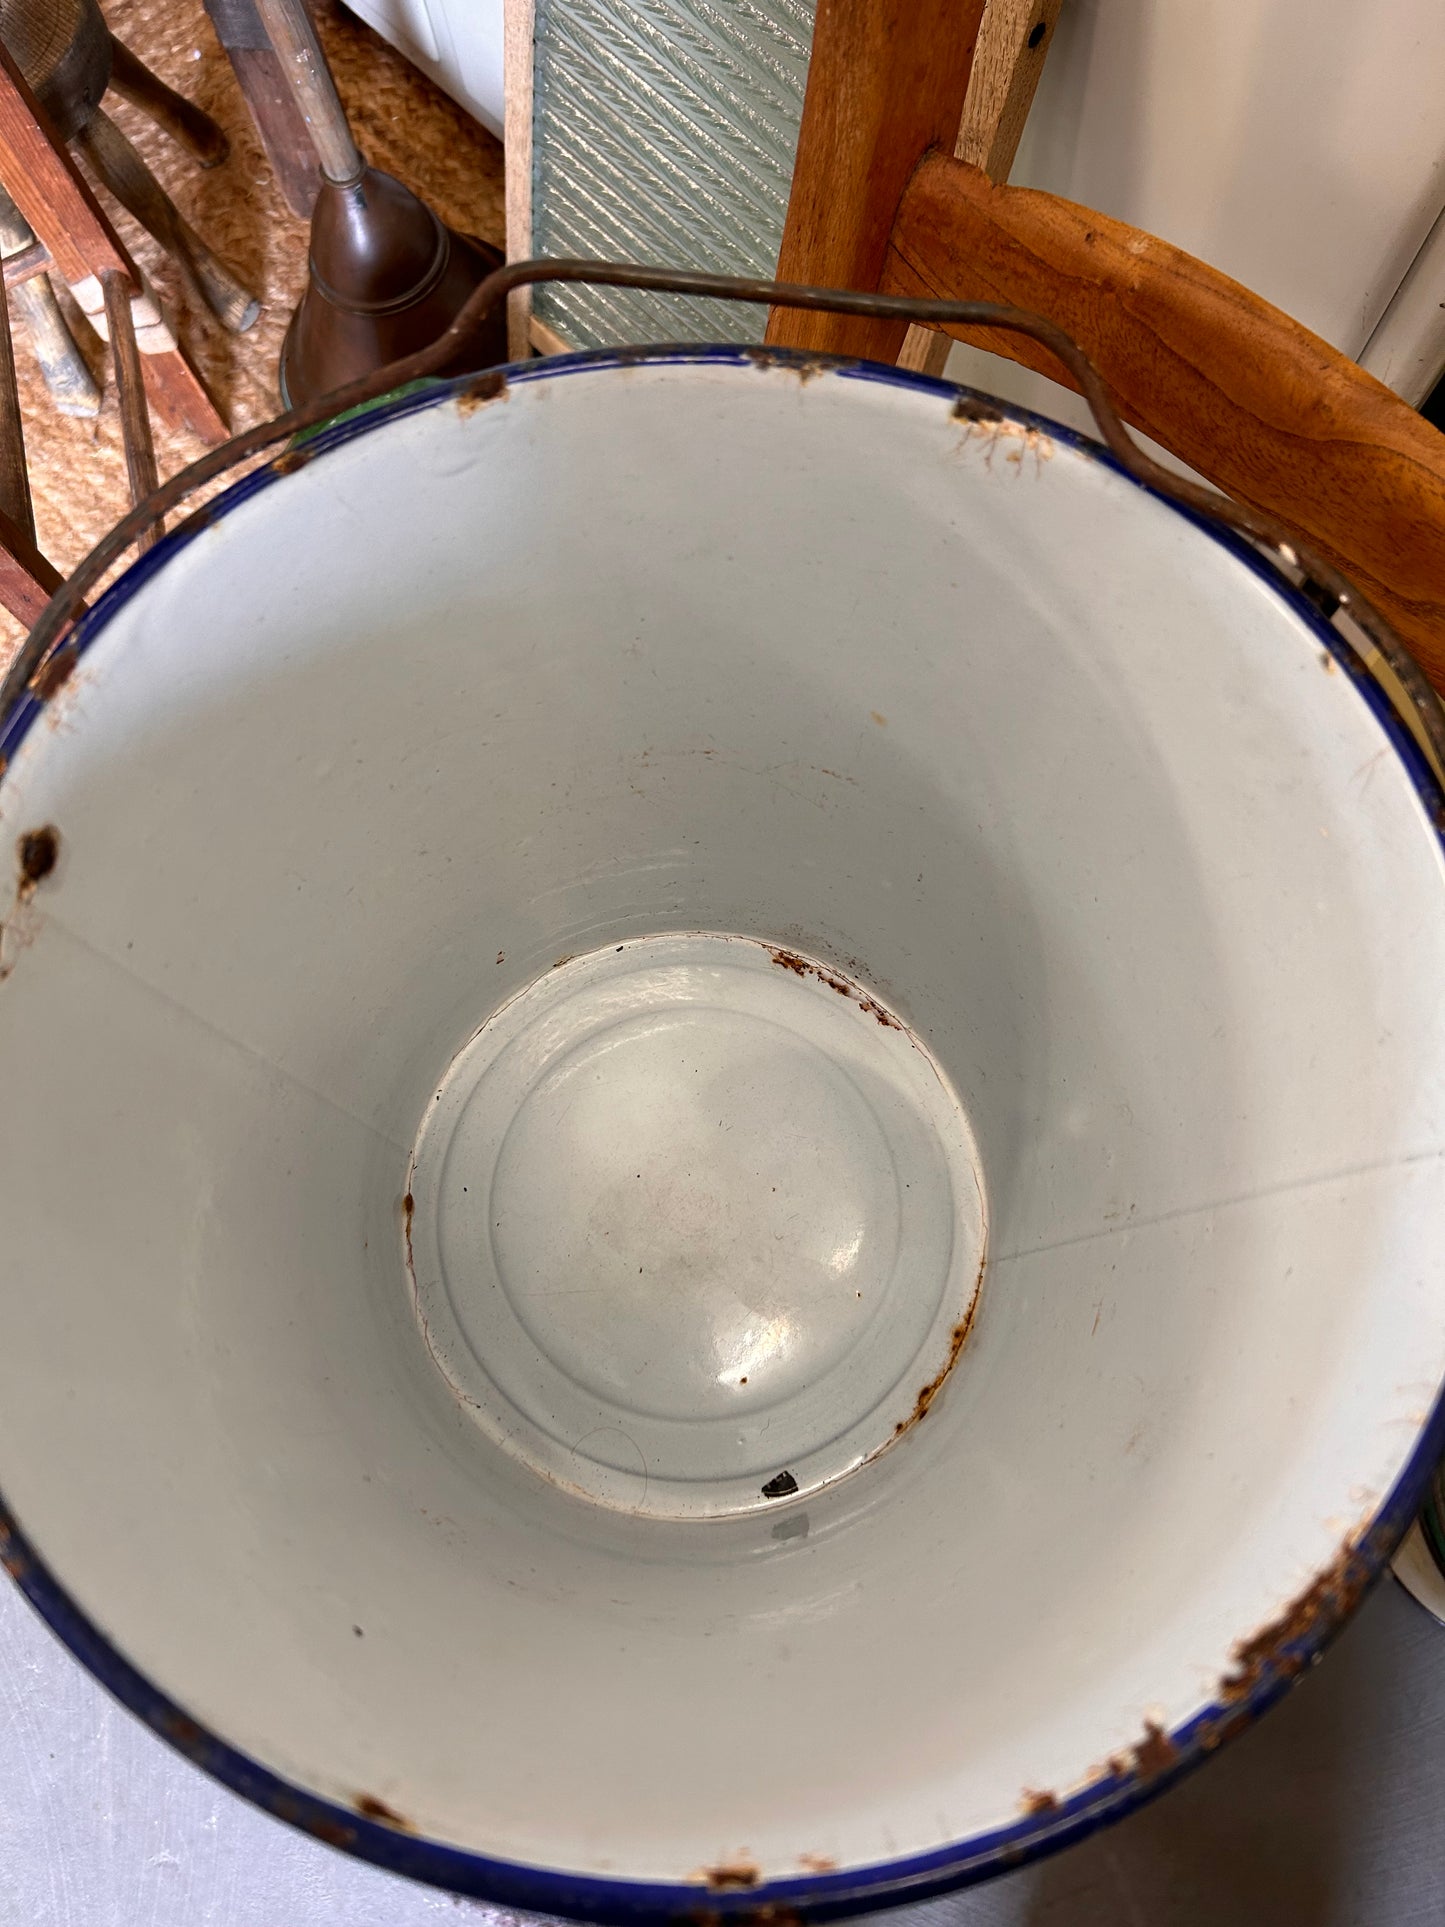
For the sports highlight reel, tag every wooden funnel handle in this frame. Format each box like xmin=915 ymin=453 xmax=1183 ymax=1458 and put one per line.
xmin=251 ymin=0 xmax=362 ymax=186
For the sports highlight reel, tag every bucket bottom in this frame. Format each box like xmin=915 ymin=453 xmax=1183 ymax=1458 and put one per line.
xmin=404 ymin=933 xmax=987 ymax=1518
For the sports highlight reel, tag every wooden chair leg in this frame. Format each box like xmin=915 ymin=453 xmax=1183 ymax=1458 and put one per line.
xmin=106 ymin=37 xmax=229 ymax=169
xmin=0 ymin=185 xmax=99 ymax=417
xmin=0 ymin=267 xmax=64 ymax=628
xmin=766 ymin=0 xmax=987 ymax=362
xmin=0 ymin=42 xmax=228 ymax=444
xmin=76 ymin=110 xmax=261 ymax=334
xmin=10 ymin=271 xmax=100 ymax=416
xmin=0 ymin=512 xmax=62 ymax=626
xmin=101 ymin=266 xmax=160 ymax=550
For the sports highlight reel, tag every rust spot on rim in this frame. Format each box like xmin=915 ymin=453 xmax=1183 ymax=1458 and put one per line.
xmin=355 ymin=1792 xmax=412 ymax=1828
xmin=305 ymin=1812 xmax=358 ymax=1849
xmin=1020 ymin=1788 xmax=1059 ymax=1816
xmin=16 ymin=825 xmax=59 ymax=897
xmin=271 ymin=445 xmax=313 ymax=477
xmin=269 ymin=1789 xmax=357 ymax=1849
xmin=1196 ymin=1704 xmax=1252 ymax=1754
xmin=952 ymin=395 xmax=1005 ymax=426
xmin=744 ymin=346 xmax=829 ymax=382
xmin=457 ymin=369 xmax=509 ymax=415
xmin=1131 ymin=1719 xmax=1178 ymax=1781
xmin=159 ymin=1709 xmax=206 ymax=1754
xmin=797 ymin=1852 xmax=837 ymax=1873
xmin=698 ymin=1858 xmax=762 ymax=1891
xmin=1219 ymin=1531 xmax=1382 ymax=1703
xmin=687 ymin=1909 xmax=803 ymax=1927
xmin=30 ymin=643 xmax=77 ymax=702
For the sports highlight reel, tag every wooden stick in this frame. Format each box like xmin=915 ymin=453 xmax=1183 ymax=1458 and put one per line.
xmin=884 ymin=154 xmax=1445 ymax=686
xmin=529 ymin=313 xmax=569 ymax=358
xmin=0 ymin=217 xmax=65 ymax=629
xmin=200 ymin=0 xmax=318 ymax=218
xmin=251 ymin=0 xmax=363 ymax=185
xmin=10 ymin=276 xmax=100 ymax=418
xmin=0 ymin=502 xmax=63 ymax=628
xmin=226 ymin=46 xmax=319 ymax=215
xmin=503 ymin=0 xmax=535 ymax=361
xmin=0 ymin=43 xmax=227 ymax=444
xmin=0 ymin=262 xmax=34 ymax=540
xmin=2 ymin=240 xmax=49 ymax=288
xmin=765 ymin=0 xmax=986 ymax=361
xmin=107 ymin=37 xmax=230 ymax=168
xmin=897 ymin=0 xmax=1062 ymax=375
xmin=139 ymin=343 xmax=226 ymax=445
xmin=0 ymin=187 xmax=98 ymax=417
xmin=102 ymin=268 xmax=160 ymax=551
xmin=77 ymin=110 xmax=261 ymax=334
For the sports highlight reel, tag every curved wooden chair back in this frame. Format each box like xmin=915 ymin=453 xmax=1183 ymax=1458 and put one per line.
xmin=767 ymin=0 xmax=1445 ymax=692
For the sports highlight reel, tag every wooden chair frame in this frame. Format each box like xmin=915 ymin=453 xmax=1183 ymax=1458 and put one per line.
xmin=0 ymin=42 xmax=227 ymax=627
xmin=766 ymin=0 xmax=1445 ymax=689
xmin=503 ymin=0 xmax=1445 ymax=689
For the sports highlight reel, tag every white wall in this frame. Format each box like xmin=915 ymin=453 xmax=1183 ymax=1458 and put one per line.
xmin=344 ymin=0 xmax=505 ymax=138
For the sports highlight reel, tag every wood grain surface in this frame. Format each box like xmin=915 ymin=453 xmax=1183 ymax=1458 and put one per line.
xmin=897 ymin=0 xmax=1062 ymax=376
xmin=884 ymin=154 xmax=1445 ymax=687
xmin=0 ymin=40 xmax=228 ymax=444
xmin=502 ymin=0 xmax=534 ymax=360
xmin=0 ymin=506 xmax=63 ymax=627
xmin=108 ymin=35 xmax=231 ymax=169
xmin=102 ymin=266 xmax=159 ymax=541
xmin=252 ymin=0 xmax=363 ymax=185
xmin=0 ymin=264 xmax=35 ymax=540
xmin=954 ymin=0 xmax=1064 ymax=180
xmin=0 ymin=40 xmax=129 ymax=285
xmin=766 ymin=0 xmax=986 ymax=361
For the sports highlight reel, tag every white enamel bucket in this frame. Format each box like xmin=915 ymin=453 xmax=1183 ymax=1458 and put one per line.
xmin=2 ymin=344 xmax=1445 ymax=1917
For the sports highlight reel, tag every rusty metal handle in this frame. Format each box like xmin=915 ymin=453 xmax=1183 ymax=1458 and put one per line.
xmin=4 ymin=258 xmax=1442 ymax=785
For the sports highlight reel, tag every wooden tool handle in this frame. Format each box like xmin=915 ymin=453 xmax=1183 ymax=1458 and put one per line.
xmin=102 ymin=267 xmax=159 ymax=550
xmin=10 ymin=274 xmax=100 ymax=417
xmin=251 ymin=0 xmax=362 ymax=186
xmin=0 ymin=259 xmax=34 ymax=540
xmin=884 ymin=154 xmax=1445 ymax=689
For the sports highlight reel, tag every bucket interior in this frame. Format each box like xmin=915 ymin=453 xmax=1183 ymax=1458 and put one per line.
xmin=1 ymin=355 xmax=1443 ymax=1889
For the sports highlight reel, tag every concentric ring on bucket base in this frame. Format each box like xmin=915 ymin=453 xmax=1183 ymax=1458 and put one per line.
xmin=404 ymin=933 xmax=987 ymax=1516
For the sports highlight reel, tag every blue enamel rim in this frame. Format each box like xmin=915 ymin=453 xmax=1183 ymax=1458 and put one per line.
xmin=3 ymin=344 xmax=1444 ymax=1920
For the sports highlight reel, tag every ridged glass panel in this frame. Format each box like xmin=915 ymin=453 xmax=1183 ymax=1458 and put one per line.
xmin=531 ymin=0 xmax=815 ymax=348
